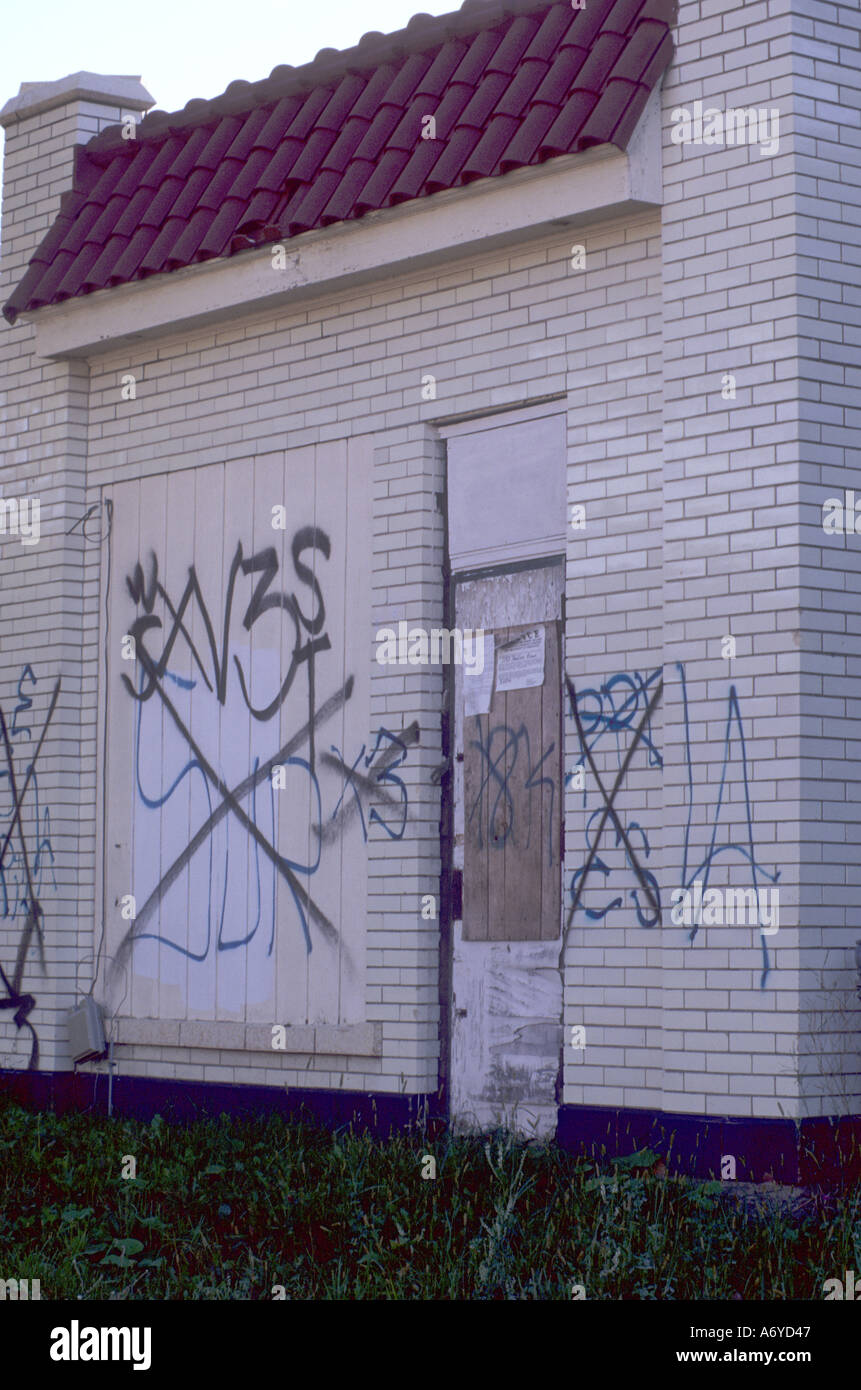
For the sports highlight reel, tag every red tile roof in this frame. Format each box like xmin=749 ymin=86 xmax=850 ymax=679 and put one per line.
xmin=3 ymin=0 xmax=675 ymax=325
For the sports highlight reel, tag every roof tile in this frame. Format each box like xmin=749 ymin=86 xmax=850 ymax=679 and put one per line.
xmin=485 ymin=15 xmax=543 ymax=74
xmin=253 ymin=96 xmax=304 ymax=150
xmin=579 ymin=77 xmax=643 ymax=146
xmin=414 ymin=38 xmax=469 ymax=97
xmin=460 ymin=112 xmax=521 ymax=179
xmin=573 ymin=32 xmax=629 ymax=93
xmin=386 ymin=139 xmax=447 ymax=203
xmin=287 ymin=169 xmax=343 ymax=232
xmin=599 ymin=80 xmax=651 ymax=147
xmin=604 ymin=0 xmax=649 ymax=33
xmin=355 ymin=148 xmax=413 ymax=212
xmin=168 ymin=206 xmax=223 ymax=266
xmin=424 ymin=125 xmax=484 ymax=192
xmin=194 ymin=199 xmax=246 ymax=259
xmin=492 ymin=57 xmax=551 ymax=118
xmin=499 ymin=99 xmax=559 ymax=169
xmin=87 ymin=234 xmax=131 ymax=289
xmin=82 ymin=193 xmax=128 ymax=248
xmin=458 ymin=71 xmax=512 ymax=128
xmin=533 ymin=48 xmax=587 ymax=106
xmin=640 ymin=30 xmax=675 ymax=89
xmin=224 ymin=103 xmax=276 ymax=160
xmin=137 ymin=135 xmax=187 ymax=190
xmin=378 ymin=51 xmax=435 ymax=108
xmin=560 ymin=3 xmax=609 ymax=50
xmin=428 ymin=79 xmax=480 ymax=138
xmin=258 ymin=137 xmax=309 ymax=195
xmin=107 ymin=226 xmax=157 ymax=283
xmin=609 ymin=18 xmax=669 ymax=82
xmin=137 ymin=175 xmax=185 ymax=229
xmin=27 ymin=248 xmax=78 ymax=307
xmin=539 ymin=89 xmax=601 ymax=156
xmin=522 ymin=5 xmax=575 ymax=61
xmin=450 ymin=27 xmax=506 ymax=87
xmin=139 ymin=215 xmax=189 ymax=274
xmin=353 ymin=103 xmax=409 ymax=162
xmin=289 ymin=127 xmax=340 ymax=183
xmin=317 ymin=73 xmax=368 ymax=129
xmin=241 ymin=189 xmax=282 ymax=227
xmin=317 ymin=158 xmax=375 ymax=223
xmin=111 ymin=144 xmax=159 ymax=199
xmin=167 ymin=123 xmax=222 ymax=181
xmin=388 ymin=95 xmax=439 ymax=152
xmin=55 ymin=242 xmax=103 ymax=299
xmin=168 ymin=166 xmax=217 ymax=222
xmin=321 ymin=118 xmax=374 ymax=174
xmin=4 ymin=0 xmax=674 ymax=324
xmin=112 ymin=186 xmax=158 ymax=239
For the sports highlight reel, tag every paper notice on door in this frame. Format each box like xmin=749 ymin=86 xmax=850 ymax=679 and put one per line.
xmin=464 ymin=632 xmax=495 ymax=716
xmin=495 ymin=626 xmax=545 ymax=692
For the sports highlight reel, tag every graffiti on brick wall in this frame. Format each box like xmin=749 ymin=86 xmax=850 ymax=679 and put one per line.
xmin=0 ymin=668 xmax=60 ymax=1068
xmin=565 ymin=663 xmax=779 ymax=986
xmin=466 ymin=718 xmax=557 ymax=866
xmin=114 ymin=529 xmax=415 ymax=978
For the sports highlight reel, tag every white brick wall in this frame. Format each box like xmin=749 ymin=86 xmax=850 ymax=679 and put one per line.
xmin=793 ymin=0 xmax=861 ymax=1118
xmin=70 ymin=215 xmax=652 ymax=1097
xmin=0 ymin=86 xmax=147 ymax=1075
xmin=1 ymin=0 xmax=859 ymax=1125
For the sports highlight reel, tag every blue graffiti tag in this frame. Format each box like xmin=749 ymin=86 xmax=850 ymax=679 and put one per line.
xmin=468 ymin=716 xmax=556 ymax=866
xmin=567 ymin=663 xmax=779 ymax=987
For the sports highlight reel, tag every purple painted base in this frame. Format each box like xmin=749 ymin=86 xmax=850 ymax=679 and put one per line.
xmin=1 ymin=1070 xmax=858 ymax=1183
xmin=555 ymin=1104 xmax=861 ymax=1185
xmin=0 ymin=1068 xmax=442 ymax=1139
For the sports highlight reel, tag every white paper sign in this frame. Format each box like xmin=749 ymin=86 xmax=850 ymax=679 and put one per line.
xmin=464 ymin=632 xmax=495 ymax=716
xmin=495 ymin=626 xmax=545 ymax=692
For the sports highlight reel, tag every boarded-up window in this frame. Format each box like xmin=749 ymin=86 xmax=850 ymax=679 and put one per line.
xmin=462 ymin=619 xmax=561 ymax=941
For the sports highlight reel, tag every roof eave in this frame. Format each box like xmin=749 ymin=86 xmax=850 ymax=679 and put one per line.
xmin=23 ymin=89 xmax=663 ymax=361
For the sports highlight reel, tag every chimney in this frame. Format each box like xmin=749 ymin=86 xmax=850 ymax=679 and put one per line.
xmin=0 ymin=74 xmax=152 ymax=1072
xmin=0 ymin=73 xmax=153 ymax=305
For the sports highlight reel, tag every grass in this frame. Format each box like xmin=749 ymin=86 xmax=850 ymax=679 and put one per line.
xmin=0 ymin=1099 xmax=859 ymax=1300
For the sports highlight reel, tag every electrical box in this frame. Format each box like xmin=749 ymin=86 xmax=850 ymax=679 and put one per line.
xmin=66 ymin=997 xmax=106 ymax=1063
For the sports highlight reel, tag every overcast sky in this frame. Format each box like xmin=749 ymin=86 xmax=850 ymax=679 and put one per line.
xmin=0 ymin=0 xmax=458 ymax=169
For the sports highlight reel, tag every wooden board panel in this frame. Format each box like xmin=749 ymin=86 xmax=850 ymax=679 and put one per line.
xmin=130 ymin=472 xmax=167 ymax=1021
xmin=186 ymin=460 xmax=226 ymax=1023
xmin=244 ymin=449 xmax=283 ymax=1030
xmin=99 ymin=479 xmax=140 ymax=1016
xmin=463 ymin=620 xmax=560 ymax=942
xmin=306 ymin=438 xmax=348 ymax=1028
xmin=463 ymin=708 xmax=489 ymax=939
xmin=273 ymin=442 xmax=317 ymax=1030
xmin=336 ymin=435 xmax=373 ymax=1022
xmin=502 ymin=666 xmax=534 ymax=942
xmin=160 ymin=466 xmax=197 ymax=1021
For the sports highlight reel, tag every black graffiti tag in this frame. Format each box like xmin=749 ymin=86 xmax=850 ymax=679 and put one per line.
xmin=0 ymin=678 xmax=60 ymax=1070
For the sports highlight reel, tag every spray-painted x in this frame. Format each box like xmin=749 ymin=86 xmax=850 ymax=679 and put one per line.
xmin=563 ymin=674 xmax=663 ymax=942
